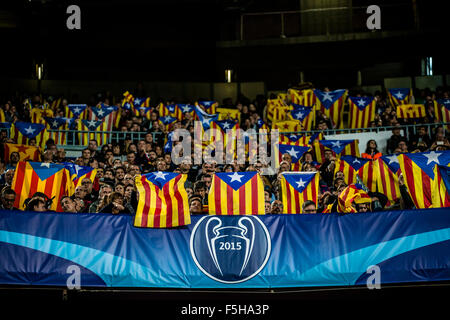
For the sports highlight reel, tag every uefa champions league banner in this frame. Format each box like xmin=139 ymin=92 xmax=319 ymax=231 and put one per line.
xmin=0 ymin=209 xmax=450 ymax=288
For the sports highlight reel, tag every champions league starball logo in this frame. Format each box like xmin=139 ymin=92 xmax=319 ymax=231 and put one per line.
xmin=190 ymin=216 xmax=271 ymax=284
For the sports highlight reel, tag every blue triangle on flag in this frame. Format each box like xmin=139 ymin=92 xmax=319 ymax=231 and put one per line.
xmin=81 ymin=120 xmax=103 ymax=130
xmin=91 ymin=106 xmax=114 ymax=120
xmin=144 ymin=171 xmax=180 ymax=189
xmin=348 ymin=96 xmax=375 ymax=111
xmin=216 ymin=171 xmax=257 ymax=191
xmin=319 ymin=139 xmax=354 ymax=155
xmin=177 ymin=104 xmax=194 ymax=113
xmin=68 ymin=104 xmax=87 ymax=118
xmin=44 ymin=117 xmax=66 ymax=130
xmin=381 ymin=154 xmax=401 ymax=173
xmin=160 ymin=115 xmax=177 ymax=125
xmin=388 ymin=88 xmax=410 ymax=101
xmin=340 ymin=155 xmax=370 ymax=171
xmin=407 ymin=151 xmax=450 ymax=179
xmin=14 ymin=122 xmax=45 ymax=138
xmin=282 ymin=172 xmax=316 ymax=194
xmin=29 ymin=162 xmax=65 ymax=181
xmin=313 ymin=89 xmax=346 ymax=110
xmin=215 ymin=119 xmax=237 ymax=131
xmin=166 ymin=104 xmax=177 ymax=113
xmin=278 ymin=144 xmax=310 ymax=163
xmin=291 ymin=104 xmax=312 ymax=121
xmin=438 ymin=99 xmax=450 ymax=111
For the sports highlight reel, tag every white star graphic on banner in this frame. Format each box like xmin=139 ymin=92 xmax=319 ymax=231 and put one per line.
xmin=24 ymin=126 xmax=36 ymax=135
xmin=394 ymin=91 xmax=404 ymax=99
xmin=153 ymin=171 xmax=168 ymax=180
xmin=424 ymin=151 xmax=442 ymax=165
xmin=322 ymin=92 xmax=334 ymax=102
xmin=296 ymin=178 xmax=306 ymax=189
xmin=286 ymin=147 xmax=299 ymax=159
xmin=228 ymin=172 xmax=244 ymax=182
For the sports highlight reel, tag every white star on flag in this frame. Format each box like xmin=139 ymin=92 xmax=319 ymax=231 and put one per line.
xmin=75 ymin=165 xmax=83 ymax=174
xmin=24 ymin=126 xmax=36 ymax=135
xmin=87 ymin=120 xmax=98 ymax=128
xmin=203 ymin=101 xmax=212 ymax=107
xmin=286 ymin=147 xmax=299 ymax=159
xmin=424 ymin=151 xmax=441 ymax=165
xmin=51 ymin=120 xmax=59 ymax=128
xmin=134 ymin=98 xmax=141 ymax=105
xmin=331 ymin=141 xmax=342 ymax=149
xmin=353 ymin=158 xmax=361 ymax=164
xmin=322 ymin=92 xmax=334 ymax=102
xmin=153 ymin=171 xmax=168 ymax=180
xmin=73 ymin=107 xmax=81 ymax=114
xmin=295 ymin=178 xmax=306 ymax=189
xmin=97 ymin=109 xmax=105 ymax=117
xmin=386 ymin=155 xmax=399 ymax=165
xmin=40 ymin=163 xmax=50 ymax=168
xmin=394 ymin=91 xmax=404 ymax=99
xmin=228 ymin=172 xmax=244 ymax=182
xmin=182 ymin=105 xmax=191 ymax=113
xmin=222 ymin=122 xmax=231 ymax=129
xmin=295 ymin=111 xmax=304 ymax=119
xmin=357 ymin=99 xmax=366 ymax=107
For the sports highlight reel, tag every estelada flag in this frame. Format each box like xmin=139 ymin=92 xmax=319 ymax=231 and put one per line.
xmin=289 ymin=103 xmax=314 ymax=131
xmin=396 ymin=104 xmax=426 ymax=119
xmin=280 ymin=172 xmax=319 ymax=214
xmin=277 ymin=144 xmax=311 ymax=171
xmin=77 ymin=119 xmax=105 ymax=146
xmin=335 ymin=155 xmax=377 ymax=192
xmin=197 ymin=101 xmax=218 ymax=115
xmin=63 ymin=162 xmax=97 ymax=190
xmin=398 ymin=151 xmax=450 ymax=209
xmin=134 ymin=172 xmax=190 ymax=228
xmin=12 ymin=161 xmax=72 ymax=212
xmin=387 ymin=88 xmax=413 ymax=107
xmin=65 ymin=104 xmax=88 ymax=119
xmin=10 ymin=122 xmax=47 ymax=149
xmin=4 ymin=143 xmax=41 ymax=163
xmin=337 ymin=184 xmax=372 ymax=213
xmin=272 ymin=119 xmax=302 ymax=132
xmin=208 ymin=171 xmax=265 ymax=215
xmin=313 ymin=89 xmax=347 ymax=129
xmin=314 ymin=139 xmax=360 ymax=163
xmin=347 ymin=96 xmax=376 ymax=129
xmin=375 ymin=155 xmax=401 ymax=206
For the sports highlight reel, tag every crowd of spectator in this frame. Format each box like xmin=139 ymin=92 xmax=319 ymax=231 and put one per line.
xmin=0 ymin=84 xmax=449 ymax=215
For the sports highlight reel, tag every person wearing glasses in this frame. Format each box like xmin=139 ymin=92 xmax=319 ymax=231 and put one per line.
xmin=0 ymin=187 xmax=16 ymax=210
xmin=302 ymin=200 xmax=317 ymax=214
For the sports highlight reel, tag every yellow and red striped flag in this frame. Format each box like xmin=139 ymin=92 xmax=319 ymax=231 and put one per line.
xmin=337 ymin=184 xmax=372 ymax=213
xmin=266 ymin=98 xmax=287 ymax=121
xmin=4 ymin=143 xmax=40 ymax=163
xmin=398 ymin=151 xmax=450 ymax=209
xmin=348 ymin=96 xmax=376 ymax=129
xmin=437 ymin=99 xmax=450 ymax=130
xmin=313 ymin=89 xmax=347 ymax=129
xmin=272 ymin=119 xmax=302 ymax=132
xmin=43 ymin=117 xmax=72 ymax=145
xmin=197 ymin=101 xmax=218 ymax=115
xmin=375 ymin=155 xmax=401 ymax=206
xmin=387 ymin=88 xmax=413 ymax=107
xmin=396 ymin=104 xmax=426 ymax=119
xmin=63 ymin=163 xmax=97 ymax=190
xmin=279 ymin=133 xmax=312 ymax=146
xmin=134 ymin=172 xmax=190 ymax=228
xmin=334 ymin=155 xmax=377 ymax=192
xmin=11 ymin=161 xmax=73 ymax=212
xmin=314 ymin=139 xmax=360 ymax=163
xmin=10 ymin=122 xmax=48 ymax=150
xmin=77 ymin=119 xmax=105 ymax=146
xmin=216 ymin=107 xmax=241 ymax=122
xmin=30 ymin=108 xmax=54 ymax=125
xmin=277 ymin=144 xmax=311 ymax=171
xmin=288 ymin=88 xmax=316 ymax=107
xmin=289 ymin=104 xmax=315 ymax=130
xmin=208 ymin=171 xmax=265 ymax=215
xmin=280 ymin=172 xmax=319 ymax=214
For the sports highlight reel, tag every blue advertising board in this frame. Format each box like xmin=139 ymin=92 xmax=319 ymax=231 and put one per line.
xmin=0 ymin=209 xmax=450 ymax=288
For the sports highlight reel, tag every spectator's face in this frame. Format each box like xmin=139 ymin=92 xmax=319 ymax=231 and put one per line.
xmin=265 ymin=201 xmax=271 ymax=213
xmin=303 ymin=204 xmax=316 ymax=214
xmin=74 ymin=198 xmax=84 ymax=212
xmin=358 ymin=203 xmax=369 ymax=213
xmin=105 ymin=151 xmax=113 ymax=159
xmin=137 ymin=141 xmax=146 ymax=152
xmin=115 ymin=169 xmax=125 ymax=180
xmin=61 ymin=198 xmax=76 ymax=213
xmin=419 ymin=127 xmax=426 ymax=136
xmin=189 ymin=200 xmax=202 ymax=214
xmin=2 ymin=192 xmax=16 ymax=209
xmin=82 ymin=149 xmax=91 ymax=159
xmin=271 ymin=200 xmax=283 ymax=214
xmin=398 ymin=141 xmax=407 ymax=151
xmin=96 ymin=168 xmax=104 ymax=178
xmin=124 ymin=186 xmax=134 ymax=199
xmin=5 ymin=170 xmax=14 ymax=184
xmin=149 ymin=151 xmax=157 ymax=160
xmin=156 ymin=161 xmax=167 ymax=171
xmin=203 ymin=176 xmax=212 ymax=189
xmin=369 ymin=140 xmax=377 ymax=149
xmin=104 ymin=170 xmax=114 ymax=179
xmin=186 ymin=187 xmax=193 ymax=198
xmin=33 ymin=202 xmax=47 ymax=212
xmin=81 ymin=178 xmax=93 ymax=192
xmin=196 ymin=188 xmax=206 ymax=198
xmin=100 ymin=186 xmax=112 ymax=199
xmin=75 ymin=186 xmax=87 ymax=199
xmin=127 ymin=153 xmax=136 ymax=164
xmin=113 ymin=145 xmax=121 ymax=155
xmin=324 ymin=151 xmax=333 ymax=160
xmin=115 ymin=184 xmax=124 ymax=195
xmin=10 ymin=152 xmax=20 ymax=163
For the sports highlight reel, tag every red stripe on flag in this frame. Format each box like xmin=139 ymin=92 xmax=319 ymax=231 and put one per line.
xmin=214 ymin=176 xmax=222 ymax=215
xmin=422 ymin=169 xmax=432 ymax=208
xmin=13 ymin=162 xmax=26 ymax=209
xmin=239 ymin=183 xmax=245 ymax=214
xmin=141 ymin=178 xmax=151 ymax=227
xmin=251 ymin=175 xmax=258 ymax=214
xmin=284 ymin=179 xmax=291 ymax=214
xmin=227 ymin=184 xmax=233 ymax=215
xmin=153 ymin=186 xmax=162 ymax=228
xmin=173 ymin=175 xmax=185 ymax=226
